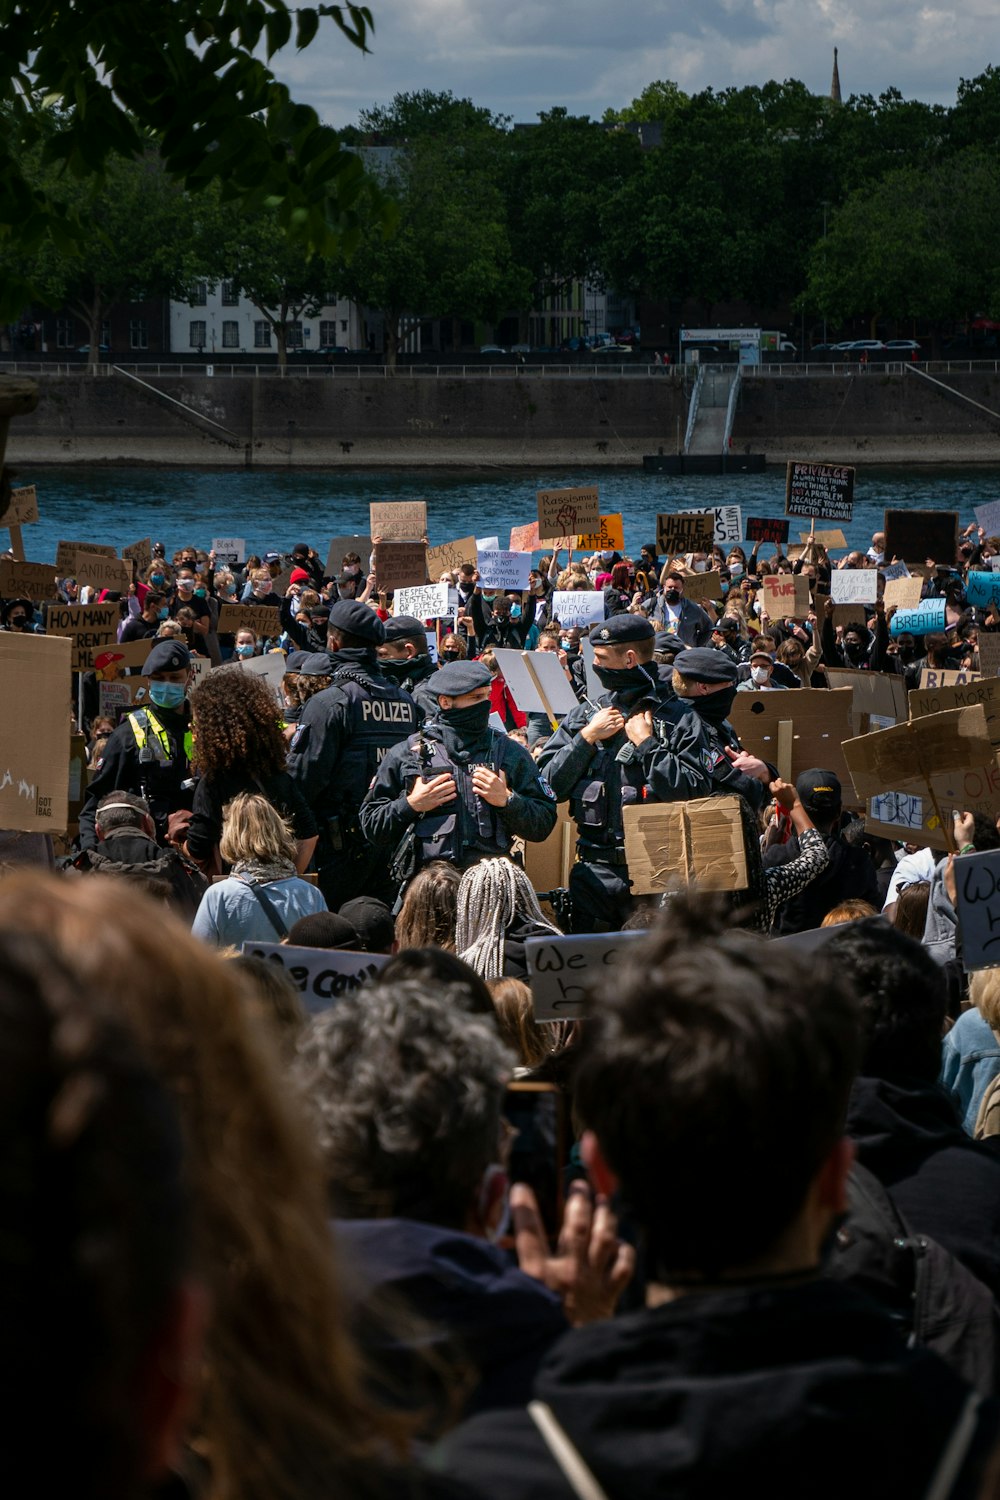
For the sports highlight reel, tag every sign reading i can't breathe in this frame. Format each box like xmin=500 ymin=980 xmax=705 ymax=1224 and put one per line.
xmin=784 ymin=461 xmax=855 ymax=522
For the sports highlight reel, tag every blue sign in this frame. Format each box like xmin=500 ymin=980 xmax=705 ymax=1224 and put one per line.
xmin=965 ymin=571 xmax=1000 ymax=608
xmin=889 ymin=599 xmax=947 ymax=637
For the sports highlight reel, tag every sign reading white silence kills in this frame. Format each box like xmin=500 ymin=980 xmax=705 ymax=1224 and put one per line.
xmin=525 ymin=932 xmax=648 ymax=1020
xmin=241 ymin=943 xmax=390 ymax=1011
xmin=476 ymin=550 xmax=533 ymax=591
xmin=551 ymin=590 xmax=604 ymax=627
xmin=954 ymin=849 xmax=1000 ymax=971
xmin=784 ymin=461 xmax=855 ymax=522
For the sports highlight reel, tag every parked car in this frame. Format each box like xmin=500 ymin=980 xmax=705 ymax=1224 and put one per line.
xmin=592 ymin=343 xmax=634 ymax=355
xmin=883 ymin=339 xmax=922 ymax=353
xmin=844 ymin=340 xmax=888 ymax=352
xmin=479 ymin=344 xmax=507 ymax=354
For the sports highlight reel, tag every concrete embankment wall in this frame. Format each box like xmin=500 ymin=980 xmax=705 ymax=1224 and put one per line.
xmin=8 ymin=369 xmax=1000 ymax=466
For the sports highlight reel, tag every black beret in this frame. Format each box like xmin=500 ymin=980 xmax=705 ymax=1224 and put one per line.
xmin=672 ymin=647 xmax=739 ymax=685
xmin=297 ymin=652 xmax=333 ymax=677
xmin=143 ymin=640 xmax=191 ymax=675
xmin=588 ymin=615 xmax=655 ymax=645
xmin=383 ymin=614 xmax=428 ymax=642
xmin=327 ymin=598 xmax=385 ymax=645
xmin=653 ymin=631 xmax=683 ymax=657
xmin=285 ymin=650 xmax=310 ymax=672
xmin=427 ymin=660 xmax=493 ymax=697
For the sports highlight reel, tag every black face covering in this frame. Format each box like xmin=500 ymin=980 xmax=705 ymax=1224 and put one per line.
xmin=694 ymin=685 xmax=738 ymax=725
xmin=594 ymin=662 xmax=656 ymax=703
xmin=844 ymin=640 xmax=866 ymax=663
xmin=440 ymin=701 xmax=492 ymax=738
xmin=663 ymin=589 xmax=682 ymax=606
xmin=440 ymin=648 xmax=461 ymax=662
xmin=380 ymin=656 xmax=424 ymax=682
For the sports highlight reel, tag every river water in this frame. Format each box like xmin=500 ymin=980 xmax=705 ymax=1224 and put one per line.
xmin=11 ymin=462 xmax=1000 ymax=562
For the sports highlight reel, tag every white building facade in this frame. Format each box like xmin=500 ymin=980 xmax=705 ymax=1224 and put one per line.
xmin=168 ymin=280 xmax=367 ymax=355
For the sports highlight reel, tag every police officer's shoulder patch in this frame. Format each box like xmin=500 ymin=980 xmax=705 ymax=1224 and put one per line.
xmin=94 ymin=756 xmax=104 ymax=771
xmin=290 ymin=723 xmax=308 ymax=752
xmin=537 ymin=775 xmax=557 ymax=800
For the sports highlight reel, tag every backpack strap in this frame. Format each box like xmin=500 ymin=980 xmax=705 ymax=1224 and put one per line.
xmin=527 ymin=1402 xmax=611 ymax=1500
xmin=243 ymin=881 xmax=289 ymax=939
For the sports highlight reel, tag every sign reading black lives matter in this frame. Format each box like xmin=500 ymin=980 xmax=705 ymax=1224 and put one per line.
xmin=784 ymin=461 xmax=856 ymax=522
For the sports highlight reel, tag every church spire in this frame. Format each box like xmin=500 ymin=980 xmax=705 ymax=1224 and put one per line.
xmin=830 ymin=46 xmax=842 ymax=104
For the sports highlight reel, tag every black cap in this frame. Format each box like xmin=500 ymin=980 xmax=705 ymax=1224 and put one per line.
xmin=327 ymin=599 xmax=385 ymax=645
xmin=297 ymin=652 xmax=333 ymax=677
xmin=383 ymin=614 xmax=428 ymax=642
xmin=291 ymin=542 xmax=311 ymax=557
xmin=588 ymin=615 xmax=655 ymax=645
xmin=796 ymin=768 xmax=842 ymax=814
xmin=749 ymin=646 xmax=774 ymax=663
xmin=143 ymin=640 xmax=192 ymax=675
xmin=338 ymin=897 xmax=395 ymax=954
xmin=427 ymin=660 xmax=492 ymax=697
xmin=672 ymin=647 xmax=739 ymax=685
xmin=714 ymin=617 xmax=740 ymax=636
xmin=263 ymin=551 xmax=281 ymax=563
xmin=286 ymin=911 xmax=361 ymax=950
xmin=0 ymin=597 xmax=33 ymax=623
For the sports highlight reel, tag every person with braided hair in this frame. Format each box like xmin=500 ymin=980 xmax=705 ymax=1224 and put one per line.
xmin=455 ymin=857 xmax=563 ymax=981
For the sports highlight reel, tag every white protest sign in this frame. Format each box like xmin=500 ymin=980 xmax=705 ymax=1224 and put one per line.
xmin=525 ymin=932 xmax=648 ymax=1020
xmin=692 ymin=505 xmax=743 ymax=545
xmin=238 ymin=652 xmax=285 ymax=702
xmin=394 ymin=582 xmax=452 ymax=619
xmin=488 ymin=712 xmax=508 ymax=735
xmin=830 ymin=569 xmax=878 ymax=605
xmin=883 ymin=562 xmax=910 ymax=582
xmin=240 ymin=942 xmax=390 ymax=1011
xmin=477 ymin=550 xmax=532 ymax=591
xmin=212 ymin=536 xmax=246 ymax=566
xmin=476 ymin=535 xmax=501 ymax=551
xmin=580 ymin=638 xmax=603 ymax=702
xmin=869 ymin=791 xmax=924 ymax=831
xmin=551 ymin=590 xmax=604 ymax=628
xmin=976 ymin=500 xmax=1000 ymax=537
xmin=527 ymin=649 xmax=581 ymax=715
xmin=954 ymin=849 xmax=1000 ymax=970
xmin=493 ymin=648 xmax=578 ymax=719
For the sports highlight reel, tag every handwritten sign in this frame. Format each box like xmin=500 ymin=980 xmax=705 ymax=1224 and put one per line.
xmin=870 ymin=792 xmax=924 ymax=831
xmin=889 ymin=599 xmax=947 ymax=637
xmin=761 ymin=573 xmax=810 ymax=618
xmin=394 ymin=583 xmax=452 ymax=619
xmin=525 ymin=932 xmax=647 ymax=1020
xmin=0 ymin=632 xmax=72 ymax=833
xmin=44 ymin=601 xmax=120 ymax=671
xmin=72 ymin=551 xmax=130 ymax=593
xmin=551 ymin=590 xmax=605 ymax=628
xmin=797 ymin=530 xmax=849 ymax=550
xmin=910 ymin=676 xmax=1000 ymax=748
xmin=211 ymin=536 xmax=245 ymax=567
xmin=918 ymin=669 xmax=980 ymax=689
xmin=55 ymin=540 xmax=116 ymax=574
xmin=884 ymin=509 xmax=958 ymax=567
xmin=656 ymin=511 xmax=716 ymax=556
xmin=884 ymin=576 xmax=923 ymax=611
xmin=622 ymin=798 xmax=748 ymax=895
xmin=967 ymin=572 xmax=1000 ymax=608
xmin=215 ymin=603 xmax=267 ymax=635
xmin=370 ymin=500 xmax=427 ymax=541
xmin=691 ymin=505 xmax=743 ymax=545
xmin=0 ymin=559 xmax=57 ymax=600
xmin=576 ymin=514 xmax=625 ymax=552
xmin=975 ymin=501 xmax=1000 ymax=537
xmin=0 ymin=484 xmax=39 ymax=526
xmin=476 ymin=550 xmax=532 ymax=591
xmin=981 ymin=635 xmax=1000 ymax=679
xmin=785 ymin=461 xmax=855 ymax=522
xmin=374 ymin=542 xmax=429 ymax=591
xmin=240 ymin=942 xmax=390 ymax=1012
xmin=954 ymin=850 xmax=1000 ymax=970
xmin=844 ymin=705 xmax=993 ymax=806
xmin=537 ymin=487 xmax=600 ymax=540
xmin=426 ymin=535 xmax=477 ymax=577
xmin=509 ymin=522 xmax=540 ymax=553
xmin=830 ymin=570 xmax=878 ymax=605
xmin=747 ymin=516 xmax=789 ymax=545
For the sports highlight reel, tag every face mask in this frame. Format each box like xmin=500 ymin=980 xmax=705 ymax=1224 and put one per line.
xmin=694 ymin=685 xmax=737 ymax=725
xmin=664 ymin=589 xmax=681 ymax=606
xmin=379 ymin=657 xmax=416 ymax=681
xmin=177 ymin=580 xmax=193 ymax=591
xmin=157 ymin=607 xmax=169 ymax=620
xmin=482 ymin=593 xmax=497 ymax=605
xmin=560 ymin=638 xmax=573 ymax=652
xmin=235 ymin=643 xmax=255 ymax=659
xmin=148 ymin=681 xmax=186 ymax=710
xmin=729 ymin=562 xmax=743 ymax=577
xmin=751 ymin=665 xmax=770 ymax=685
xmin=440 ymin=648 xmax=461 ymax=663
xmin=594 ymin=662 xmax=654 ymax=701
xmin=344 ymin=564 xmax=362 ymax=577
xmin=693 ymin=561 xmax=708 ymax=573
xmin=844 ymin=640 xmax=865 ymax=661
xmin=441 ymin=700 xmax=492 ymax=737
xmin=600 ymin=550 xmax=614 ymax=562
xmin=150 ymin=573 xmax=166 ymax=586
xmin=254 ymin=582 xmax=273 ymax=596
xmin=531 ymin=580 xmax=544 ymax=592
xmin=8 ymin=616 xmax=26 ymax=629
xmin=509 ymin=604 xmax=522 ymax=620
xmin=194 ymin=587 xmax=207 ymax=598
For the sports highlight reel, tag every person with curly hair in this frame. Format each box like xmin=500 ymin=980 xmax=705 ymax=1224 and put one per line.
xmin=186 ymin=666 xmax=318 ymax=874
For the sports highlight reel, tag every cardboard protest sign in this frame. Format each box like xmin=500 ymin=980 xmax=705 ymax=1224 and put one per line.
xmin=477 ymin=535 xmax=500 ymax=551
xmin=576 ymin=513 xmax=625 ymax=552
xmin=92 ymin=640 xmax=156 ymax=674
xmin=238 ymin=653 xmax=286 ymax=703
xmin=217 ymin=603 xmax=272 ymax=635
xmin=0 ymin=632 xmax=73 ymax=832
xmin=953 ymin=850 xmax=1000 ymax=970
xmin=622 ymin=797 xmax=748 ymax=896
xmin=520 ymin=803 xmax=575 ymax=896
xmin=831 ymin=602 xmax=869 ymax=631
xmin=99 ymin=677 xmax=150 ymax=719
xmin=240 ymin=942 xmax=389 ymax=1012
xmin=426 ymin=535 xmax=477 ymax=576
xmin=121 ymin=537 xmax=153 ymax=575
xmin=825 ymin=668 xmax=910 ymax=733
xmin=493 ymin=647 xmax=579 ymax=719
xmin=656 ymin=511 xmax=716 ymax=556
xmin=44 ymin=601 xmax=120 ymax=670
xmin=884 ymin=509 xmax=958 ymax=567
xmin=692 ymin=505 xmax=742 ymax=545
xmin=373 ymin=542 xmax=429 ymax=591
xmin=369 ymin=500 xmax=427 ymax=541
xmin=72 ymin=551 xmax=130 ymax=594
xmin=864 ymin=761 xmax=1000 ymax=851
xmin=761 ymin=573 xmax=810 ymax=619
xmin=910 ymin=676 xmax=1000 ymax=749
xmin=729 ymin=688 xmax=854 ymax=789
xmin=981 ymin=634 xmax=1000 ymax=679
xmin=0 ymin=559 xmax=57 ymax=600
xmin=525 ymin=932 xmax=648 ymax=1021
xmin=679 ymin=570 xmax=725 ymax=605
xmin=537 ymin=486 xmax=600 ymax=539
xmin=975 ymin=501 xmax=1000 ymax=537
xmin=0 ymin=484 xmax=39 ymax=526
xmin=918 ymin=669 xmax=981 ymax=689
xmin=509 ymin=522 xmax=540 ymax=553
xmin=883 ymin=576 xmax=923 ymax=611
xmin=476 ymin=550 xmax=532 ymax=591
xmin=797 ymin=529 xmax=848 ymax=550
xmin=747 ymin=516 xmax=789 ymax=545
xmin=967 ymin=572 xmax=1000 ymax=609
xmin=326 ymin=534 xmax=372 ymax=577
xmin=210 ymin=536 xmax=245 ymax=567
xmin=889 ymin=599 xmax=947 ymax=637
xmin=55 ymin=540 xmax=116 ymax=573
xmin=785 ymin=461 xmax=855 ymax=522
xmin=394 ymin=583 xmax=452 ymax=619
xmin=551 ymin=591 xmax=604 ymax=628
xmin=831 ymin=570 xmax=878 ymax=605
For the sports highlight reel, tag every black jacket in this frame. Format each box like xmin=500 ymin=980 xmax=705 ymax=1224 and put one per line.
xmin=436 ymin=1279 xmax=994 ymax=1500
xmin=764 ymin=831 xmax=880 ymax=932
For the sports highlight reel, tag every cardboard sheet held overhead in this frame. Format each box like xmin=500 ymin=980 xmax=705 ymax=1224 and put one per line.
xmin=369 ymin=500 xmax=427 ymax=541
xmin=0 ymin=632 xmax=73 ymax=833
xmin=844 ymin=704 xmax=992 ymax=804
xmin=537 ymin=486 xmax=600 ymax=539
xmin=883 ymin=576 xmax=923 ymax=611
xmin=761 ymin=574 xmax=810 ymax=619
xmin=656 ymin=511 xmax=716 ymax=556
xmin=729 ymin=688 xmax=855 ymax=791
xmin=326 ymin=534 xmax=372 ymax=576
xmin=0 ymin=559 xmax=57 ymax=600
xmin=576 ymin=514 xmax=625 ymax=552
xmin=824 ymin=668 xmax=910 ymax=731
xmin=622 ymin=798 xmax=748 ymax=895
xmin=373 ymin=542 xmax=429 ymax=591
xmin=54 ymin=540 xmax=116 ymax=573
xmin=0 ymin=484 xmax=39 ymax=526
xmin=909 ymin=677 xmax=1000 ymax=749
xmin=426 ymin=535 xmax=478 ymax=576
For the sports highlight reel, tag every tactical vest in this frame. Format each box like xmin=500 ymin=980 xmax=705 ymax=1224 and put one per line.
xmin=410 ymin=730 xmax=510 ymax=868
xmin=125 ymin=708 xmax=193 ymax=827
xmin=327 ymin=669 xmax=419 ymax=819
xmin=569 ymin=706 xmax=651 ymax=852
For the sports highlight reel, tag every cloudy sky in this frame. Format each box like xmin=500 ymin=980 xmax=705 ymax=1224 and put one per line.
xmin=273 ymin=0 xmax=999 ymax=128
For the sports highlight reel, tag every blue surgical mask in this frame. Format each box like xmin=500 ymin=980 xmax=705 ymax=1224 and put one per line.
xmin=148 ymin=681 xmax=186 ymax=710
xmin=150 ymin=573 xmax=166 ymax=586
xmin=235 ymin=643 xmax=255 ymax=658
xmin=194 ymin=587 xmax=207 ymax=598
xmin=510 ymin=604 xmax=522 ymax=620
xmin=158 ymin=607 xmax=169 ymax=620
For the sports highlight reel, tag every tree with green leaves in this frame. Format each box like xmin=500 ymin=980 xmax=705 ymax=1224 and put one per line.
xmin=602 ymin=80 xmax=689 ymax=125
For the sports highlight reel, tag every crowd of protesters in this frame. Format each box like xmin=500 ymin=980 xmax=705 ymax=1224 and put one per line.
xmin=5 ymin=512 xmax=1000 ymax=1495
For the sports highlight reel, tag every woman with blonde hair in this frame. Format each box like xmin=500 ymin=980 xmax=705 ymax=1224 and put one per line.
xmin=191 ymin=792 xmax=326 ymax=946
xmin=455 ymin=857 xmax=562 ymax=981
xmin=0 ymin=872 xmax=411 ymax=1500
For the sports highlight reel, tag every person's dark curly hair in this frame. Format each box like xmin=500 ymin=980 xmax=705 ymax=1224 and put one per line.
xmin=190 ymin=665 xmax=287 ymax=778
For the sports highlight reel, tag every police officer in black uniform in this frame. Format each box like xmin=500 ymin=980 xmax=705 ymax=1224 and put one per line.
xmin=665 ymin=648 xmax=774 ymax=815
xmin=537 ymin=616 xmax=714 ymax=933
xmin=376 ymin=614 xmax=439 ymax=719
xmin=286 ymin=599 xmax=419 ymax=907
xmin=359 ymin=659 xmax=559 ymax=884
xmin=78 ymin=639 xmax=195 ymax=851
